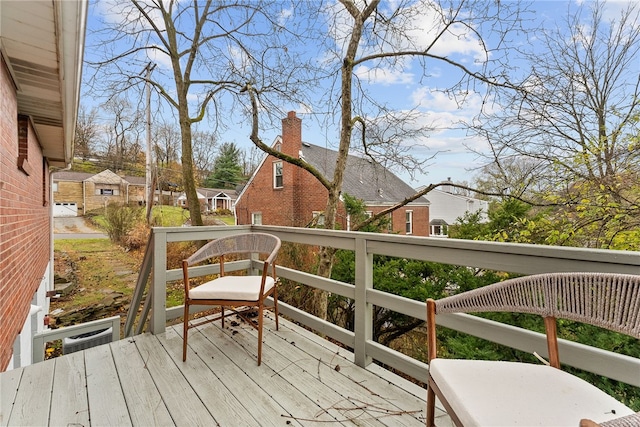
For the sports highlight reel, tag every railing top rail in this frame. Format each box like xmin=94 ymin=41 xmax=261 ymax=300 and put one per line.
xmin=151 ymin=225 xmax=640 ymax=273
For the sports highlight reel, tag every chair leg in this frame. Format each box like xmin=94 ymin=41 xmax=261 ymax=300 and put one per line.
xmin=426 ymin=379 xmax=436 ymax=427
xmin=183 ymin=301 xmax=189 ymax=362
xmin=257 ymin=304 xmax=264 ymax=366
xmin=221 ymin=305 xmax=225 ymax=328
xmin=273 ymin=286 xmax=279 ymax=331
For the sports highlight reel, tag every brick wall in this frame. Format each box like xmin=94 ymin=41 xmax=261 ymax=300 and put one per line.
xmin=366 ymin=205 xmax=430 ymax=236
xmin=0 ymin=57 xmax=51 ymax=370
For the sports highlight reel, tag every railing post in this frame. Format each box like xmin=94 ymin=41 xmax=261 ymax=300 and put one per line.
xmin=149 ymin=228 xmax=167 ymax=334
xmin=354 ymin=236 xmax=373 ymax=367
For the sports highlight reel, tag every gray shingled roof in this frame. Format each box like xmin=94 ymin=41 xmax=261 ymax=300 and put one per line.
xmin=52 ymin=170 xmax=145 ymax=185
xmin=301 ymin=143 xmax=428 ymax=206
xmin=197 ymin=188 xmax=237 ymax=200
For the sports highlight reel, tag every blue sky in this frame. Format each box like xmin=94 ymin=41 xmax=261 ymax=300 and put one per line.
xmin=82 ymin=0 xmax=637 ymax=189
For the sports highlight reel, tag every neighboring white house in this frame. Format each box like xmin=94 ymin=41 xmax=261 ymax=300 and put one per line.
xmin=420 ymin=179 xmax=489 ymax=237
xmin=177 ymin=188 xmax=237 ymax=212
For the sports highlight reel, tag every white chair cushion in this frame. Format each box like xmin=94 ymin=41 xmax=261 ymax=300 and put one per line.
xmin=429 ymin=359 xmax=633 ymax=427
xmin=189 ymin=275 xmax=275 ymax=301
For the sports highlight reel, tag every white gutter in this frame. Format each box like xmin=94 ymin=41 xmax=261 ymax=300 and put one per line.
xmin=55 ymin=0 xmax=88 ymax=165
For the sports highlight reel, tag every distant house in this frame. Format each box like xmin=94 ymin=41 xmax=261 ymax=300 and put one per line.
xmin=177 ymin=188 xmax=237 ymax=213
xmin=0 ymin=1 xmax=86 ymax=370
xmin=420 ymin=179 xmax=489 ymax=237
xmin=52 ymin=170 xmax=146 ymax=216
xmin=234 ymin=111 xmax=430 ymax=235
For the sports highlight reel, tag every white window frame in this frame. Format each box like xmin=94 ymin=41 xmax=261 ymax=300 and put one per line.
xmin=405 ymin=210 xmax=413 ymax=235
xmin=252 ymin=212 xmax=262 ymax=225
xmin=313 ymin=211 xmax=325 ymax=226
xmin=99 ymin=188 xmax=118 ymax=196
xmin=273 ymin=161 xmax=283 ymax=188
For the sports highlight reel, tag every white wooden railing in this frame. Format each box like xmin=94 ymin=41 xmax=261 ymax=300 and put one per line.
xmin=129 ymin=225 xmax=640 ymax=387
xmin=32 ymin=316 xmax=121 ymax=363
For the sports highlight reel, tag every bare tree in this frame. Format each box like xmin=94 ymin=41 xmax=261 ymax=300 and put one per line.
xmin=245 ymin=0 xmax=532 ymax=318
xmin=153 ymin=123 xmax=180 ymax=167
xmin=75 ymin=106 xmax=100 ymax=161
xmin=87 ymin=0 xmax=317 ymax=225
xmin=192 ymin=130 xmax=217 ymax=184
xmin=101 ymin=97 xmax=143 ymax=173
xmin=473 ymin=1 xmax=640 ymax=247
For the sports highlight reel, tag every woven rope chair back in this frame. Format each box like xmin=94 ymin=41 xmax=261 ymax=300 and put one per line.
xmin=435 ymin=272 xmax=640 ymax=339
xmin=186 ymin=233 xmax=281 ymax=267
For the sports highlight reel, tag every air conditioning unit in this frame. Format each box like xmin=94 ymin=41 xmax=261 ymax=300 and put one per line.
xmin=62 ymin=327 xmax=112 ymax=354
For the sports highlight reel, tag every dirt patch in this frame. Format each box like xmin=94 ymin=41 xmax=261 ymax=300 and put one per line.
xmin=51 ymin=239 xmax=144 ymax=329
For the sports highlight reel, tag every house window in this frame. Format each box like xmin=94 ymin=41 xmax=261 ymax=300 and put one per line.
xmin=430 ymin=220 xmax=449 ymax=237
xmin=42 ymin=159 xmax=49 ymax=206
xmin=53 ymin=182 xmax=58 ymax=192
xmin=252 ymin=212 xmax=262 ymax=225
xmin=313 ymin=211 xmax=325 ymax=226
xmin=17 ymin=115 xmax=30 ymax=175
xmin=387 ymin=213 xmax=393 ymax=232
xmin=405 ymin=210 xmax=413 ymax=234
xmin=99 ymin=188 xmax=119 ymax=196
xmin=273 ymin=161 xmax=283 ymax=188
xmin=431 ymin=224 xmax=448 ymax=237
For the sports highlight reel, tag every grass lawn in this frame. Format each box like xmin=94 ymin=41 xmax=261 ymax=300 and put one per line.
xmin=90 ymin=205 xmax=235 ymax=228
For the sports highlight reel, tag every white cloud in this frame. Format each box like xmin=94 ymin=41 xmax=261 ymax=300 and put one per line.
xmin=146 ymin=45 xmax=173 ymax=70
xmin=354 ymin=65 xmax=414 ymax=85
xmin=95 ymin=0 xmax=167 ymax=33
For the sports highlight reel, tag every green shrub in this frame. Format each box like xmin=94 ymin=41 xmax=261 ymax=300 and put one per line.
xmin=103 ymin=202 xmax=143 ymax=244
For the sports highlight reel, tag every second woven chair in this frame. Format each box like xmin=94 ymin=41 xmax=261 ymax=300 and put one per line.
xmin=182 ymin=233 xmax=281 ymax=365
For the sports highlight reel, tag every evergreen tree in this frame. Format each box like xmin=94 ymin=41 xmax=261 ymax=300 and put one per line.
xmin=204 ymin=143 xmax=243 ymax=189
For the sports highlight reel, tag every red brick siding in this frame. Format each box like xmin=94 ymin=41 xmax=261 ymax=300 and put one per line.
xmin=0 ymin=57 xmax=51 ymax=370
xmin=366 ymin=205 xmax=430 ymax=236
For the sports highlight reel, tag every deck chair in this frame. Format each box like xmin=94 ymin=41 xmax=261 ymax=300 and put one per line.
xmin=182 ymin=232 xmax=281 ymax=365
xmin=426 ymin=272 xmax=640 ymax=427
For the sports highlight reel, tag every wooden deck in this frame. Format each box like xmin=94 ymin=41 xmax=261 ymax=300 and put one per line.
xmin=1 ymin=313 xmax=453 ymax=426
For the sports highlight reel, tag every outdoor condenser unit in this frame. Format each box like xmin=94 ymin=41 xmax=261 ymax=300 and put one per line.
xmin=62 ymin=327 xmax=112 ymax=354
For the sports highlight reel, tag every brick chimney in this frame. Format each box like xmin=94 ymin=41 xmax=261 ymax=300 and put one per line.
xmin=281 ymin=111 xmax=302 ymax=157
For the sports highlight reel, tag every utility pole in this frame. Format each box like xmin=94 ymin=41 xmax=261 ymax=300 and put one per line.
xmin=144 ymin=62 xmax=156 ymax=223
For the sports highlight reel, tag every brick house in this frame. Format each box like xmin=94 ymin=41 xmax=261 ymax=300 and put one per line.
xmin=235 ymin=112 xmax=430 ymax=235
xmin=0 ymin=1 xmax=86 ymax=370
xmin=52 ymin=170 xmax=146 ymax=215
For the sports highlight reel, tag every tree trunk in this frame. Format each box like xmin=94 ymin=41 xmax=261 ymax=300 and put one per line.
xmin=311 ymin=1 xmax=378 ymax=320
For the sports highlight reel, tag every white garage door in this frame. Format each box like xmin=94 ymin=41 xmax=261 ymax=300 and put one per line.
xmin=53 ymin=202 xmax=78 ymax=217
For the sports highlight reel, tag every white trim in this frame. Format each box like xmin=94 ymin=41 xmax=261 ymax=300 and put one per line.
xmin=273 ymin=160 xmax=283 ymax=189
xmin=405 ymin=210 xmax=413 ymax=235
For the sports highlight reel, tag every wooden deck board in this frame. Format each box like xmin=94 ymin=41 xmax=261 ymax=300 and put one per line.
xmin=191 ymin=320 xmax=349 ymax=425
xmin=7 ymin=358 xmax=55 ymax=426
xmin=84 ymin=343 xmax=133 ymax=426
xmin=157 ymin=327 xmax=264 ymax=426
xmin=0 ymin=366 xmax=22 ymax=427
xmin=0 ymin=314 xmax=437 ymax=426
xmin=110 ymin=337 xmax=174 ymax=426
xmin=132 ymin=332 xmax=218 ymax=427
xmin=185 ymin=327 xmax=306 ymax=427
xmin=234 ymin=317 xmax=425 ymax=426
xmin=49 ymin=350 xmax=90 ymax=427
